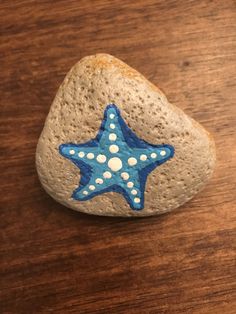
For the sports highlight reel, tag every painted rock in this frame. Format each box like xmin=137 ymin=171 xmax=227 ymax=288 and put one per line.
xmin=36 ymin=54 xmax=216 ymax=217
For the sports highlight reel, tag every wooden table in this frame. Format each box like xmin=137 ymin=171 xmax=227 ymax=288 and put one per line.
xmin=1 ymin=1 xmax=236 ymax=313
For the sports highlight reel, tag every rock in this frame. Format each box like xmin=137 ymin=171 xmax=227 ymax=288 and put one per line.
xmin=36 ymin=53 xmax=216 ymax=217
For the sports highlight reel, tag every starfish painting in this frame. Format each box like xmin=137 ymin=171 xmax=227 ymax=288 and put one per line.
xmin=59 ymin=104 xmax=174 ymax=210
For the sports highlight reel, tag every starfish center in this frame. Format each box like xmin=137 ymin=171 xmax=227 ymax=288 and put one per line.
xmin=108 ymin=157 xmax=122 ymax=172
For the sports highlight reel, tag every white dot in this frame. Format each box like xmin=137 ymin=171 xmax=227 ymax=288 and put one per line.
xmin=127 ymin=181 xmax=134 ymax=188
xmin=89 ymin=185 xmax=95 ymax=190
xmin=140 ymin=154 xmax=147 ymax=161
xmin=83 ymin=191 xmax=88 ymax=195
xmin=95 ymin=178 xmax=103 ymax=184
xmin=151 ymin=153 xmax=157 ymax=158
xmin=109 ymin=144 xmax=119 ymax=153
xmin=128 ymin=157 xmax=137 ymax=166
xmin=131 ymin=189 xmax=137 ymax=195
xmin=78 ymin=152 xmax=85 ymax=158
xmin=121 ymin=172 xmax=129 ymax=180
xmin=110 ymin=113 xmax=115 ymax=119
xmin=96 ymin=154 xmax=106 ymax=163
xmin=108 ymin=157 xmax=122 ymax=172
xmin=103 ymin=171 xmax=112 ymax=179
xmin=109 ymin=133 xmax=117 ymax=141
xmin=134 ymin=197 xmax=140 ymax=203
xmin=110 ymin=123 xmax=115 ymax=129
xmin=160 ymin=150 xmax=166 ymax=156
xmin=87 ymin=153 xmax=94 ymax=159
xmin=69 ymin=149 xmax=75 ymax=155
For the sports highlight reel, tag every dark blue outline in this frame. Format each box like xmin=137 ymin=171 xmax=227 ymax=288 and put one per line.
xmin=59 ymin=104 xmax=174 ymax=211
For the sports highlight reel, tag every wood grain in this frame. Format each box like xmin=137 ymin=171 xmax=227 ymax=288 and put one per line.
xmin=0 ymin=0 xmax=236 ymax=313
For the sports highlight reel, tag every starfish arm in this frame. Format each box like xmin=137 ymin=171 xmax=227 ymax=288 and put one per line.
xmin=120 ymin=172 xmax=145 ymax=210
xmin=72 ymin=168 xmax=116 ymax=201
xmin=98 ymin=105 xmax=126 ymax=148
xmin=59 ymin=143 xmax=109 ymax=167
xmin=131 ymin=144 xmax=174 ymax=170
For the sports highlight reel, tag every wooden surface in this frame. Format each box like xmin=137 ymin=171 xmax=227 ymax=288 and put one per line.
xmin=1 ymin=1 xmax=236 ymax=313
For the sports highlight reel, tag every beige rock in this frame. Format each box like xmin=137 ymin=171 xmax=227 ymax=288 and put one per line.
xmin=36 ymin=53 xmax=216 ymax=217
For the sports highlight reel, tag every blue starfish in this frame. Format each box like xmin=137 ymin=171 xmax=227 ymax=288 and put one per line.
xmin=59 ymin=104 xmax=174 ymax=210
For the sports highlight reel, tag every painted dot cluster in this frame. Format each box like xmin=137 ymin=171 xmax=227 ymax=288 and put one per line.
xmin=59 ymin=104 xmax=174 ymax=210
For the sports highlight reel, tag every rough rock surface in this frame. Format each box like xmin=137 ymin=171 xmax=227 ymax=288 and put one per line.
xmin=36 ymin=54 xmax=216 ymax=217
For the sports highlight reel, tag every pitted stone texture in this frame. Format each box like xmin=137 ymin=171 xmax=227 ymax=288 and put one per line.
xmin=36 ymin=53 xmax=216 ymax=217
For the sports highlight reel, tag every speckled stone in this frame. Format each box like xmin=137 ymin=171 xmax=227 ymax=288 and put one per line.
xmin=36 ymin=53 xmax=216 ymax=217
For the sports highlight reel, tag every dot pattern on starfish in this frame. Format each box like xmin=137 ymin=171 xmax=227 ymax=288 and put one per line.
xmin=59 ymin=104 xmax=174 ymax=210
